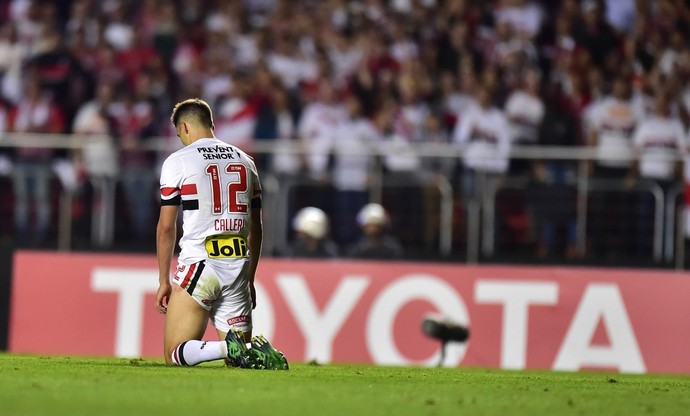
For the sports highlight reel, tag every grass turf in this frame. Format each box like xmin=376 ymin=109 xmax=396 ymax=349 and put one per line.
xmin=1 ymin=354 xmax=689 ymax=416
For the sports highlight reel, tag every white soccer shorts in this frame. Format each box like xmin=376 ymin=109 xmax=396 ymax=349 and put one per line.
xmin=172 ymin=259 xmax=252 ymax=334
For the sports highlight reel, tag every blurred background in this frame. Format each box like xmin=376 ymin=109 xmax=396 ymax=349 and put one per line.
xmin=0 ymin=0 xmax=689 ymax=269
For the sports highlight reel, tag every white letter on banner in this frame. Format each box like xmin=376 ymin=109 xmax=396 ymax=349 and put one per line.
xmin=475 ymin=280 xmax=558 ymax=369
xmin=553 ymin=284 xmax=645 ymax=373
xmin=251 ymin=282 xmax=274 ymax=340
xmin=366 ymin=275 xmax=469 ymax=367
xmin=277 ymin=273 xmax=369 ymax=363
xmin=91 ymin=268 xmax=158 ymax=358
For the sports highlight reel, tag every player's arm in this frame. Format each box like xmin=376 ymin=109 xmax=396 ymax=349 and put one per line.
xmin=247 ymin=204 xmax=263 ymax=309
xmin=157 ymin=155 xmax=183 ymax=313
xmin=155 ymin=204 xmax=179 ymax=314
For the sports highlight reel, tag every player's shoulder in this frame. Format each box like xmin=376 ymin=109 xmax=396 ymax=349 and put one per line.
xmin=164 ymin=143 xmax=198 ymax=164
xmin=209 ymin=139 xmax=257 ymax=167
xmin=224 ymin=142 xmax=252 ymax=161
xmin=162 ymin=146 xmax=187 ymax=165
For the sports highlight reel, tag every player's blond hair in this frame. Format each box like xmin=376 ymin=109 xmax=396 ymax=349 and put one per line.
xmin=170 ymin=98 xmax=214 ymax=129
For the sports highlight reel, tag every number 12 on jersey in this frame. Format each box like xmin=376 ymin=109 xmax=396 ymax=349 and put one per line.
xmin=205 ymin=163 xmax=248 ymax=214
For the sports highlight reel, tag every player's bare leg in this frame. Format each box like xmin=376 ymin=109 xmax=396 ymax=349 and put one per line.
xmin=164 ymin=285 xmax=210 ymax=365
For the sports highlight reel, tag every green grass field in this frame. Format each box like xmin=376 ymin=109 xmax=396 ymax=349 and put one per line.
xmin=1 ymin=354 xmax=689 ymax=416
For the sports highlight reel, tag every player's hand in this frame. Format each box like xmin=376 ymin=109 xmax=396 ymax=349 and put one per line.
xmin=250 ymin=282 xmax=256 ymax=310
xmin=155 ymin=281 xmax=172 ymax=314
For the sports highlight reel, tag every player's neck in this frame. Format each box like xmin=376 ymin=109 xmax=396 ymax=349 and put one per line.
xmin=187 ymin=130 xmax=216 ymax=144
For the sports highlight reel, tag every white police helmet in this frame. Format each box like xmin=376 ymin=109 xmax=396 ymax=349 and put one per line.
xmin=293 ymin=207 xmax=328 ymax=239
xmin=357 ymin=203 xmax=388 ymax=227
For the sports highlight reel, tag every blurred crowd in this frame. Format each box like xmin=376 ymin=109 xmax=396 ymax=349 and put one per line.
xmin=1 ymin=0 xmax=690 ymax=261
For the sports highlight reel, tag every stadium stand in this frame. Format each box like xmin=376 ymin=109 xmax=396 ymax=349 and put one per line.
xmin=0 ymin=0 xmax=689 ymax=267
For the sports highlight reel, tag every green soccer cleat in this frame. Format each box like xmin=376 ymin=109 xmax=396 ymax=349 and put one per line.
xmin=225 ymin=328 xmax=254 ymax=369
xmin=250 ymin=334 xmax=289 ymax=370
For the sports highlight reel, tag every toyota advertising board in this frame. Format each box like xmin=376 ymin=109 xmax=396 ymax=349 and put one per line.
xmin=9 ymin=251 xmax=690 ymax=374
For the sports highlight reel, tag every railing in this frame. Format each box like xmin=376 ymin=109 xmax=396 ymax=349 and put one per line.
xmin=0 ymin=133 xmax=686 ymax=268
xmin=481 ymin=177 xmax=666 ymax=261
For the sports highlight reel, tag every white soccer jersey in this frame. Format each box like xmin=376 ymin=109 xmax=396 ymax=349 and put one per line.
xmin=452 ymin=105 xmax=511 ymax=173
xmin=160 ymin=137 xmax=261 ymax=265
xmin=331 ymin=117 xmax=381 ymax=191
xmin=633 ymin=116 xmax=685 ymax=180
xmin=589 ymin=97 xmax=643 ymax=168
xmin=298 ymin=102 xmax=347 ymax=177
xmin=504 ymin=90 xmax=544 ymax=144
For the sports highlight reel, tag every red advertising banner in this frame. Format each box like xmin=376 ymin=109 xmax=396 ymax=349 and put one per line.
xmin=9 ymin=251 xmax=690 ymax=374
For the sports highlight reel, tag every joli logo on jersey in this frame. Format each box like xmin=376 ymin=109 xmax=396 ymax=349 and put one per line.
xmin=205 ymin=235 xmax=248 ymax=258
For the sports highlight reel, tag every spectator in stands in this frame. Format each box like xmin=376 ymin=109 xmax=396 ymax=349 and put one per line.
xmin=259 ymin=85 xmax=298 ymax=176
xmin=116 ymin=30 xmax=159 ymax=93
xmin=94 ymin=45 xmax=127 ymax=90
xmin=348 ymin=203 xmax=404 ymax=260
xmin=148 ymin=1 xmax=178 ymax=65
xmin=418 ymin=112 xmax=455 ymax=251
xmin=604 ymin=0 xmax=637 ymax=34
xmin=330 ymin=94 xmax=381 ymax=246
xmin=0 ymin=22 xmax=27 ymax=104
xmin=574 ymin=0 xmax=620 ymax=69
xmin=298 ymin=79 xmax=346 ymax=181
xmin=505 ymin=66 xmax=551 ymax=255
xmin=525 ymin=160 xmax=578 ymax=259
xmin=109 ymin=82 xmax=157 ymax=242
xmin=26 ymin=27 xmax=91 ymax=130
xmin=67 ymin=25 xmax=98 ymax=74
xmin=327 ymin=30 xmax=363 ymax=89
xmin=140 ymin=53 xmax=174 ymax=134
xmin=379 ymin=73 xmax=437 ymax=252
xmin=493 ymin=0 xmax=544 ymax=40
xmin=586 ymin=73 xmax=644 ymax=258
xmin=71 ymin=81 xmax=119 ymax=246
xmin=528 ymin=80 xmax=582 ymax=259
xmin=452 ymin=80 xmax=511 ymax=253
xmin=505 ymin=67 xmax=544 ymax=175
xmin=633 ymin=92 xmax=685 ymax=257
xmin=453 ymin=83 xmax=511 ymax=206
xmin=214 ymin=75 xmax=258 ymax=151
xmin=439 ymin=64 xmax=478 ymax=134
xmin=265 ymin=30 xmax=318 ymax=92
xmin=3 ymin=0 xmax=690 ymax=265
xmin=200 ymin=56 xmax=232 ymax=110
xmin=102 ymin=1 xmax=134 ymax=52
xmin=488 ymin=20 xmax=538 ymax=91
xmin=436 ymin=21 xmax=481 ymax=75
xmin=10 ymin=78 xmax=65 ymax=245
xmin=65 ymin=0 xmax=99 ymax=48
xmin=284 ymin=206 xmax=339 ymax=259
xmin=72 ymin=82 xmax=116 ymax=137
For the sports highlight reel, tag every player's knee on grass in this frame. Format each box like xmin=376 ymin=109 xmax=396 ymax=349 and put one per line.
xmin=164 ymin=287 xmax=210 ymax=365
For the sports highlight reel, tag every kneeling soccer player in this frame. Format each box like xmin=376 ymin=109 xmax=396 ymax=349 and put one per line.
xmin=154 ymin=98 xmax=287 ymax=370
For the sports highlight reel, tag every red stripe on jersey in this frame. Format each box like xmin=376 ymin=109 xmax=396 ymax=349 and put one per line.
xmin=181 ymin=184 xmax=198 ymax=195
xmin=161 ymin=187 xmax=179 ymax=197
xmin=180 ymin=263 xmax=197 ymax=289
